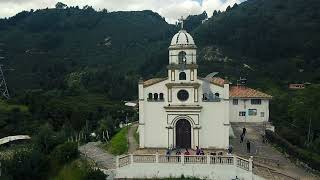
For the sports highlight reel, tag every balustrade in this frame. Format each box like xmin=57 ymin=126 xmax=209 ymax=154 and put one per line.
xmin=159 ymin=155 xmax=181 ymax=163
xmin=133 ymin=154 xmax=156 ymax=163
xmin=116 ymin=154 xmax=252 ymax=172
xmin=118 ymin=155 xmax=130 ymax=168
xmin=236 ymin=156 xmax=250 ymax=171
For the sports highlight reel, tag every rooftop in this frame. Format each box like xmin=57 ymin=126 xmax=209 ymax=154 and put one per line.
xmin=230 ymin=86 xmax=272 ymax=99
xmin=142 ymin=78 xmax=167 ymax=87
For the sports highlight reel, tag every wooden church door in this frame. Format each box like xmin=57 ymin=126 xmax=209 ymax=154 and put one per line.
xmin=176 ymin=119 xmax=191 ymax=148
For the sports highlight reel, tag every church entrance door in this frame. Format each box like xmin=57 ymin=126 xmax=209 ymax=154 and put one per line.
xmin=176 ymin=119 xmax=191 ymax=148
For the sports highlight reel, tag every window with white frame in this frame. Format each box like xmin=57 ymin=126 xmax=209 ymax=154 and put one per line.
xmin=233 ymin=99 xmax=238 ymax=105
xmin=239 ymin=111 xmax=246 ymax=116
xmin=261 ymin=112 xmax=265 ymax=117
xmin=251 ymin=99 xmax=261 ymax=105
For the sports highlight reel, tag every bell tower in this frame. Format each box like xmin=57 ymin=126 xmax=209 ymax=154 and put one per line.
xmin=168 ymin=17 xmax=198 ymax=83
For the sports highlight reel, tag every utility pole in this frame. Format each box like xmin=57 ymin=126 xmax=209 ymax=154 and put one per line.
xmin=307 ymin=116 xmax=312 ymax=146
xmin=0 ymin=42 xmax=10 ymax=99
xmin=0 ymin=64 xmax=10 ymax=99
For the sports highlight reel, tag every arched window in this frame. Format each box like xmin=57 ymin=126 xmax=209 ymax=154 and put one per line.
xmin=215 ymin=93 xmax=220 ymax=98
xmin=178 ymin=51 xmax=187 ymax=64
xmin=179 ymin=72 xmax=186 ymax=80
xmin=148 ymin=93 xmax=152 ymax=100
xmin=154 ymin=93 xmax=158 ymax=100
xmin=159 ymin=93 xmax=164 ymax=100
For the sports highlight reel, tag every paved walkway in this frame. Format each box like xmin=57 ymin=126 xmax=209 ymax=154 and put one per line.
xmin=230 ymin=123 xmax=318 ymax=180
xmin=79 ymin=141 xmax=116 ymax=169
xmin=79 ymin=124 xmax=139 ymax=169
xmin=128 ymin=123 xmax=138 ymax=153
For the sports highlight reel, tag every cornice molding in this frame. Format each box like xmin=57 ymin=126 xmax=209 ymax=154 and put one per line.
xmin=164 ymin=105 xmax=203 ymax=110
xmin=166 ymin=82 xmax=200 ymax=89
xmin=167 ymin=64 xmax=198 ymax=70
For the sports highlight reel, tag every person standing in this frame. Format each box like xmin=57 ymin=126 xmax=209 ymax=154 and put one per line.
xmin=242 ymin=127 xmax=247 ymax=136
xmin=184 ymin=148 xmax=190 ymax=162
xmin=176 ymin=149 xmax=181 ymax=162
xmin=166 ymin=148 xmax=171 ymax=161
xmin=227 ymin=145 xmax=233 ymax=154
xmin=196 ymin=146 xmax=200 ymax=155
xmin=246 ymin=140 xmax=251 ymax=153
xmin=240 ymin=133 xmax=244 ymax=143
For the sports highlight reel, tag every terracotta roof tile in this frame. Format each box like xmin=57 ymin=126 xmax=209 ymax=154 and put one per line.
xmin=230 ymin=86 xmax=272 ymax=99
xmin=143 ymin=78 xmax=167 ymax=87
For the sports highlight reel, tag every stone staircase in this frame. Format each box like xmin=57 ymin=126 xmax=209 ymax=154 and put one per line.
xmin=230 ymin=123 xmax=317 ymax=180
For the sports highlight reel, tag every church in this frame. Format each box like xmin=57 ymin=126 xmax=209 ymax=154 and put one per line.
xmin=138 ymin=22 xmax=272 ymax=150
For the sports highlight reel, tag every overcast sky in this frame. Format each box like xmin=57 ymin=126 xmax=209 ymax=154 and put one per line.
xmin=0 ymin=0 xmax=246 ymax=23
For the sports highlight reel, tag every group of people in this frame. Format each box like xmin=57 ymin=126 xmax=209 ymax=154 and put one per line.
xmin=240 ymin=127 xmax=251 ymax=153
xmin=166 ymin=146 xmax=205 ymax=157
xmin=165 ymin=127 xmax=252 ymax=157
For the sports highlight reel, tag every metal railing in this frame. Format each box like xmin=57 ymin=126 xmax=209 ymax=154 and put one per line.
xmin=116 ymin=153 xmax=253 ymax=172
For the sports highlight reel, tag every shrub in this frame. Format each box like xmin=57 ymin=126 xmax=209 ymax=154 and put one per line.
xmin=50 ymin=142 xmax=79 ymax=165
xmin=84 ymin=168 xmax=107 ymax=180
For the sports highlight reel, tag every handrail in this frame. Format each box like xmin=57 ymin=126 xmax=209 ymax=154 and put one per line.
xmin=116 ymin=154 xmax=253 ymax=172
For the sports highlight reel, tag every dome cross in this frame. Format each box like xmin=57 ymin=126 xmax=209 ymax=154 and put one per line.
xmin=178 ymin=16 xmax=185 ymax=30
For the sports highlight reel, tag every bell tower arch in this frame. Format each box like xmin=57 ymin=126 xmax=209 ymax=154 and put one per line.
xmin=168 ymin=18 xmax=198 ymax=83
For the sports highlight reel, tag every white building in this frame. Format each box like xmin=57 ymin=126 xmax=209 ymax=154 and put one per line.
xmin=138 ymin=27 xmax=272 ymax=150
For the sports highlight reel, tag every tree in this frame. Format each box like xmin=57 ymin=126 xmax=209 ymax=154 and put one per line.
xmin=55 ymin=2 xmax=68 ymax=9
xmin=3 ymin=149 xmax=49 ymax=180
xmin=33 ymin=124 xmax=64 ymax=154
xmin=50 ymin=142 xmax=79 ymax=165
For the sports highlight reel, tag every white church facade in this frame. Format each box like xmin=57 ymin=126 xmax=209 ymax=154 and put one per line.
xmin=138 ymin=27 xmax=272 ymax=150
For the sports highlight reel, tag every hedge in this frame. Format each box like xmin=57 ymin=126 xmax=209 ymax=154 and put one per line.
xmin=266 ymin=130 xmax=320 ymax=171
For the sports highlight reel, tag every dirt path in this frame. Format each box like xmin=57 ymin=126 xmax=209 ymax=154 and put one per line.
xmin=128 ymin=123 xmax=138 ymax=153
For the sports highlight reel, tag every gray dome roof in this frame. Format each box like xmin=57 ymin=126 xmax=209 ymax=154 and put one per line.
xmin=170 ymin=30 xmax=195 ymax=46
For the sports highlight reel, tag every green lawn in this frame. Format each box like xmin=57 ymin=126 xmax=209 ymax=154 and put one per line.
xmin=105 ymin=127 xmax=129 ymax=155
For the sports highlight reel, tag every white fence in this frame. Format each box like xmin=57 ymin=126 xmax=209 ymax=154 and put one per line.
xmin=116 ymin=153 xmax=253 ymax=172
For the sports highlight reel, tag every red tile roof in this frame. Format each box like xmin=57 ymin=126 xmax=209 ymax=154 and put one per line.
xmin=143 ymin=78 xmax=167 ymax=87
xmin=230 ymin=86 xmax=272 ymax=99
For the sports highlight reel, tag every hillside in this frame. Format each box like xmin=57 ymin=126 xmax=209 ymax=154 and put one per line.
xmin=0 ymin=0 xmax=319 ymax=169
xmin=193 ymin=0 xmax=320 ymax=160
xmin=0 ymin=8 xmax=176 ymax=98
xmin=194 ymin=0 xmax=320 ymax=84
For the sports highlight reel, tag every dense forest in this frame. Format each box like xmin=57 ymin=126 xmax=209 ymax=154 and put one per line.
xmin=0 ymin=0 xmax=320 ymax=178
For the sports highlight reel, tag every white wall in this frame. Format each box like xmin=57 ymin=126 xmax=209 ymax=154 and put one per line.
xmin=142 ymin=80 xmax=169 ymax=148
xmin=229 ymin=99 xmax=270 ymax=123
xmin=139 ymin=79 xmax=229 ymax=149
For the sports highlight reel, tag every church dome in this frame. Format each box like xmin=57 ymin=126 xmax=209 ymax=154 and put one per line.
xmin=170 ymin=30 xmax=195 ymax=46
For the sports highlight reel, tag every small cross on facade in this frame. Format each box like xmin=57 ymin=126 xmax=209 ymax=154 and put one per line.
xmin=178 ymin=16 xmax=185 ymax=30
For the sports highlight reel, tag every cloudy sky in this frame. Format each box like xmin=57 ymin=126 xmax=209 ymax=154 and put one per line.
xmin=0 ymin=0 xmax=246 ymax=23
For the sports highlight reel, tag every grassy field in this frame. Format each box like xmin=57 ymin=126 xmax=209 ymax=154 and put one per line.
xmin=105 ymin=127 xmax=129 ymax=155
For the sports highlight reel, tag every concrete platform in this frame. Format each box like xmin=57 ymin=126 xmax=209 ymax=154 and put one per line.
xmin=115 ymin=163 xmax=265 ymax=180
